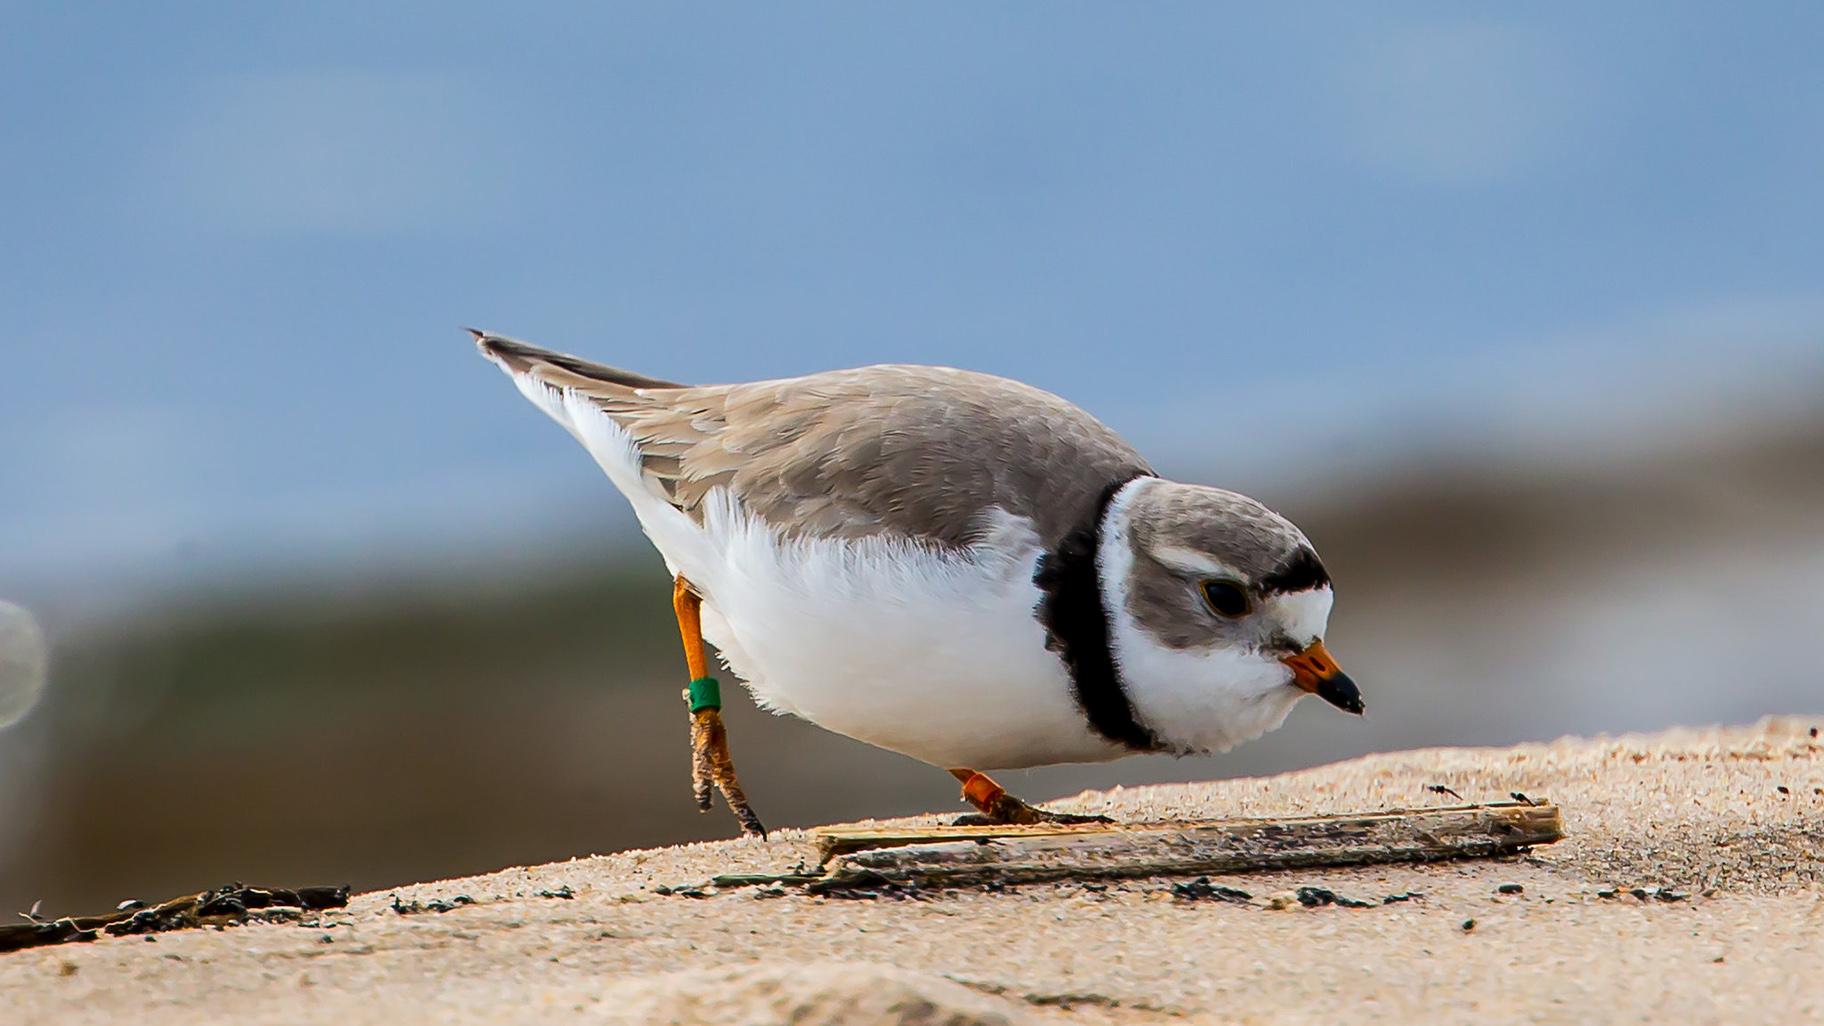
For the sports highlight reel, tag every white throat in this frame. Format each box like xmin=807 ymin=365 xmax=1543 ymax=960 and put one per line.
xmin=1094 ymin=478 xmax=1307 ymax=755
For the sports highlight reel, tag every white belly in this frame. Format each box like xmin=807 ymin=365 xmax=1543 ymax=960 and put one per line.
xmin=692 ymin=501 xmax=1121 ymax=769
xmin=554 ymin=390 xmax=1119 ymax=769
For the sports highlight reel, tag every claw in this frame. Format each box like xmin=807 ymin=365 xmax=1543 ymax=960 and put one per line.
xmin=948 ymin=768 xmax=1113 ymax=826
xmin=967 ymin=797 xmax=1113 ymax=826
xmin=691 ymin=705 xmax=766 ymax=837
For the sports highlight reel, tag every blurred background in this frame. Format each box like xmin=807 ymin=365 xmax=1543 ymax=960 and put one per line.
xmin=3 ymin=3 xmax=1822 ymax=916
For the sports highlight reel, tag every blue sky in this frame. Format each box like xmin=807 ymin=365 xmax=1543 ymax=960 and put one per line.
xmin=4 ymin=3 xmax=1822 ymax=600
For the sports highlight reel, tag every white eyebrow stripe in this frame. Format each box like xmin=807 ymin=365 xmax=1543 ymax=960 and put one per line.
xmin=1149 ymin=545 xmax=1242 ymax=579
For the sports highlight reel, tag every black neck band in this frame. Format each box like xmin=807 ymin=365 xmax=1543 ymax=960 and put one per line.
xmin=1033 ymin=475 xmax=1162 ymax=753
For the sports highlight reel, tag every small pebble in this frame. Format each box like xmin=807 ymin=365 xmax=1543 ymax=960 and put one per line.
xmin=1461 ymin=918 xmax=1476 ymax=932
xmin=1497 ymin=884 xmax=1524 ymax=895
xmin=1777 ymin=786 xmax=1790 ymax=795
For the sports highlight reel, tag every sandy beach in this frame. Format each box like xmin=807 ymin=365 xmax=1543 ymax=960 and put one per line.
xmin=6 ymin=716 xmax=1820 ymax=1025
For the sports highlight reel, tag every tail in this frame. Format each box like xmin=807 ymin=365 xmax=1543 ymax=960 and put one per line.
xmin=467 ymin=328 xmax=687 ymax=390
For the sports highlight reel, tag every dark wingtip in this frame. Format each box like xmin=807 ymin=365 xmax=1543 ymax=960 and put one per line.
xmin=464 ymin=330 xmax=690 ymax=388
xmin=468 ymin=327 xmax=531 ymax=374
xmin=465 ymin=326 xmax=496 ymax=351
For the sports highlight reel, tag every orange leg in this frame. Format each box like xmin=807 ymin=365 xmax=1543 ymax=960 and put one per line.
xmin=947 ymin=768 xmax=1113 ymax=826
xmin=673 ymin=576 xmax=765 ymax=837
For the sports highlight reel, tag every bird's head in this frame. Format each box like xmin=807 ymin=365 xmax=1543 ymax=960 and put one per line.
xmin=1098 ymin=477 xmax=1362 ymax=755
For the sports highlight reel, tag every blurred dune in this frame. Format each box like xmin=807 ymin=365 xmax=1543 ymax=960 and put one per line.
xmin=2 ymin=401 xmax=1819 ymax=917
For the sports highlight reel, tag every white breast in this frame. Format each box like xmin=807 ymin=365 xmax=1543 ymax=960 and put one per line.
xmin=557 ymin=389 xmax=1119 ymax=770
xmin=1096 ymin=479 xmax=1308 ymax=755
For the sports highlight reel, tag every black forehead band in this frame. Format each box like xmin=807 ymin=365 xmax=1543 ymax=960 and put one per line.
xmin=1259 ymin=547 xmax=1331 ymax=594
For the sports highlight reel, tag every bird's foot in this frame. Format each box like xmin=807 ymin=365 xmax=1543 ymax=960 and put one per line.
xmin=948 ymin=768 xmax=1113 ymax=826
xmin=672 ymin=576 xmax=765 ymax=838
xmin=951 ymin=804 xmax=1114 ymax=827
xmin=688 ymin=705 xmax=766 ymax=838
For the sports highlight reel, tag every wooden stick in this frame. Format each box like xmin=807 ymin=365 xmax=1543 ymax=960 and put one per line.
xmin=809 ymin=800 xmax=1562 ymax=892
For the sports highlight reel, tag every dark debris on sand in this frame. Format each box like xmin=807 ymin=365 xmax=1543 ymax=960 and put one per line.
xmin=2 ymin=884 xmax=350 ymax=953
xmin=390 ymin=894 xmax=475 ymax=915
xmin=1296 ymin=886 xmax=1376 ymax=909
xmin=1171 ymin=877 xmax=1253 ymax=903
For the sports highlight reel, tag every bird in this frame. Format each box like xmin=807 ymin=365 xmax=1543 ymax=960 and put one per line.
xmin=473 ymin=330 xmax=1362 ymax=835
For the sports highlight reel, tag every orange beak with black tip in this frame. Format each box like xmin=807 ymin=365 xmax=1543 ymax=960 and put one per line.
xmin=1280 ymin=640 xmax=1364 ymax=715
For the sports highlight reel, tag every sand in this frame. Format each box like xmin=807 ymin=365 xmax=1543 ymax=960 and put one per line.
xmin=6 ymin=716 xmax=1821 ymax=1025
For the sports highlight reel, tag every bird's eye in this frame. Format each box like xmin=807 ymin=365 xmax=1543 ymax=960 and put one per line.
xmin=1199 ymin=580 xmax=1251 ymax=618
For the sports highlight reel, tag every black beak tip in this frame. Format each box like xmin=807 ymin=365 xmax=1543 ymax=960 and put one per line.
xmin=1318 ymin=672 xmax=1365 ymax=716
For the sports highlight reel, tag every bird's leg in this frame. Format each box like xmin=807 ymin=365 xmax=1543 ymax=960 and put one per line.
xmin=946 ymin=768 xmax=1113 ymax=826
xmin=673 ymin=576 xmax=766 ymax=837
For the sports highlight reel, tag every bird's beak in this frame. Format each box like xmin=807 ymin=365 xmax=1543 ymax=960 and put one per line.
xmin=1280 ymin=640 xmax=1364 ymax=715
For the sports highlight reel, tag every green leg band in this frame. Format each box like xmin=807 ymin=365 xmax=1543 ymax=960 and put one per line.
xmin=687 ymin=676 xmax=722 ymax=713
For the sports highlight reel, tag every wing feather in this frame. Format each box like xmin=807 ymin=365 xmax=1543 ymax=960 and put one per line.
xmin=475 ymin=330 xmax=1153 ymax=548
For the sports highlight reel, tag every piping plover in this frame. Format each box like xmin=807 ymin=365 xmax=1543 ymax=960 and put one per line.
xmin=475 ymin=331 xmax=1362 ymax=835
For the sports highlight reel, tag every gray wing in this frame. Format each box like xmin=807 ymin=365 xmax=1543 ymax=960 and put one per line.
xmin=475 ymin=331 xmax=1153 ymax=549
